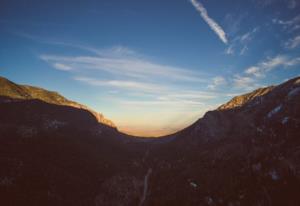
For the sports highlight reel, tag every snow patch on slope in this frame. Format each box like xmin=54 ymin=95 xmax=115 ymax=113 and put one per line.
xmin=267 ymin=105 xmax=282 ymax=118
xmin=43 ymin=119 xmax=66 ymax=130
xmin=282 ymin=117 xmax=289 ymax=124
xmin=139 ymin=168 xmax=152 ymax=206
xmin=288 ymin=87 xmax=300 ymax=98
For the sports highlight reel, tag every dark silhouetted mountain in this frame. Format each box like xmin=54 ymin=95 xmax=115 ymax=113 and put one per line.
xmin=0 ymin=77 xmax=115 ymax=128
xmin=0 ymin=76 xmax=299 ymax=206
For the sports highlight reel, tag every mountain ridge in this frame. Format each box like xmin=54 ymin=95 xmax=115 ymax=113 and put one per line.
xmin=0 ymin=75 xmax=299 ymax=205
xmin=217 ymin=86 xmax=275 ymax=110
xmin=168 ymin=76 xmax=300 ymax=143
xmin=0 ymin=76 xmax=116 ymax=128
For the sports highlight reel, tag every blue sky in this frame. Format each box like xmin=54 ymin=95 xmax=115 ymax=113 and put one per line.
xmin=1 ymin=0 xmax=300 ymax=136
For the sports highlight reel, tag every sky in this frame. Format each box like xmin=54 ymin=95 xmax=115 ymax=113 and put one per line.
xmin=0 ymin=0 xmax=300 ymax=137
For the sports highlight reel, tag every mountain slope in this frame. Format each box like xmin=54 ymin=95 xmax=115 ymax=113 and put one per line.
xmin=0 ymin=76 xmax=299 ymax=206
xmin=171 ymin=77 xmax=300 ymax=143
xmin=0 ymin=77 xmax=115 ymax=128
xmin=217 ymin=86 xmax=275 ymax=110
xmin=146 ymin=76 xmax=300 ymax=205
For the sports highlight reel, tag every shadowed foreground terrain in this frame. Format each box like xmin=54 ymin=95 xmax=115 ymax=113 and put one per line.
xmin=0 ymin=76 xmax=300 ymax=206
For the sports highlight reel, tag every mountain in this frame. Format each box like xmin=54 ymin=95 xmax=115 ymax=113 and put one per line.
xmin=171 ymin=77 xmax=299 ymax=143
xmin=0 ymin=76 xmax=299 ymax=206
xmin=217 ymin=86 xmax=275 ymax=110
xmin=0 ymin=77 xmax=115 ymax=128
xmin=148 ymin=76 xmax=300 ymax=205
xmin=0 ymin=77 xmax=148 ymax=206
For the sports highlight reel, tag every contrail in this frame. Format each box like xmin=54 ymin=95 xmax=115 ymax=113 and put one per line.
xmin=190 ymin=0 xmax=228 ymax=44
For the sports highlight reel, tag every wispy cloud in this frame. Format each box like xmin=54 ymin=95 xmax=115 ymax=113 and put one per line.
xmin=263 ymin=55 xmax=296 ymax=70
xmin=232 ymin=54 xmax=300 ymax=90
xmin=73 ymin=76 xmax=165 ymax=93
xmin=233 ymin=75 xmax=257 ymax=90
xmin=225 ymin=27 xmax=259 ymax=55
xmin=12 ymin=31 xmax=130 ymax=56
xmin=74 ymin=77 xmax=218 ymax=103
xmin=288 ymin=0 xmax=297 ymax=9
xmin=117 ymin=99 xmax=204 ymax=108
xmin=40 ymin=45 xmax=223 ymax=136
xmin=252 ymin=0 xmax=296 ymax=9
xmin=244 ymin=66 xmax=262 ymax=78
xmin=163 ymin=92 xmax=217 ymax=100
xmin=105 ymin=88 xmax=221 ymax=136
xmin=223 ymin=13 xmax=247 ymax=37
xmin=39 ymin=42 xmax=234 ymax=136
xmin=233 ymin=54 xmax=300 ymax=90
xmin=225 ymin=45 xmax=234 ymax=55
xmin=273 ymin=15 xmax=300 ymax=26
xmin=52 ymin=63 xmax=73 ymax=71
xmin=40 ymin=50 xmax=206 ymax=82
xmin=272 ymin=14 xmax=300 ymax=32
xmin=284 ymin=35 xmax=300 ymax=49
xmin=13 ymin=32 xmax=85 ymax=48
xmin=208 ymin=76 xmax=227 ymax=90
xmin=245 ymin=55 xmax=300 ymax=77
xmin=190 ymin=0 xmax=228 ymax=44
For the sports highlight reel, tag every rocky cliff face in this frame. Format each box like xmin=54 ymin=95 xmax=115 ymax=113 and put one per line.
xmin=0 ymin=77 xmax=115 ymax=128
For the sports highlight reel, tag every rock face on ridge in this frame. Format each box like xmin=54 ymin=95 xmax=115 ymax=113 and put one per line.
xmin=217 ymin=86 xmax=275 ymax=110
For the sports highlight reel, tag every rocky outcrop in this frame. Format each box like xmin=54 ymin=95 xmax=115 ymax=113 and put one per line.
xmin=218 ymin=86 xmax=274 ymax=110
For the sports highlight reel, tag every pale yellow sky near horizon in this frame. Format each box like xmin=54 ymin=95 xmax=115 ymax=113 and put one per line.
xmin=108 ymin=104 xmax=220 ymax=137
